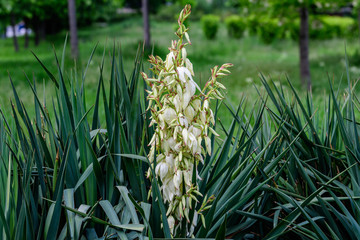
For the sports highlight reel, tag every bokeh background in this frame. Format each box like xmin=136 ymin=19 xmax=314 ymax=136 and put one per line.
xmin=1 ymin=0 xmax=360 ymax=119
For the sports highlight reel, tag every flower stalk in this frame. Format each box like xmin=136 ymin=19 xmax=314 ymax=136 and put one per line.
xmin=142 ymin=4 xmax=232 ymax=236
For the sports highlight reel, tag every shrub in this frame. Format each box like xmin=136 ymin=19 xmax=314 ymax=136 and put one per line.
xmin=310 ymin=17 xmax=335 ymax=40
xmin=246 ymin=14 xmax=259 ymax=36
xmin=201 ymin=14 xmax=220 ymax=39
xmin=225 ymin=15 xmax=246 ymax=39
xmin=320 ymin=16 xmax=355 ymax=38
xmin=257 ymin=17 xmax=282 ymax=44
xmin=288 ymin=16 xmax=356 ymax=41
xmin=155 ymin=1 xmax=202 ymax=22
xmin=287 ymin=18 xmax=300 ymax=41
xmin=154 ymin=4 xmax=180 ymax=21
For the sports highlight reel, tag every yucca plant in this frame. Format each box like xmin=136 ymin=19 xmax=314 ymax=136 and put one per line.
xmin=1 ymin=4 xmax=360 ymax=240
xmin=0 ymin=37 xmax=154 ymax=239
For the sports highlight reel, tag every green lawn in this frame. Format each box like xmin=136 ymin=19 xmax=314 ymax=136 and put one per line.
xmin=1 ymin=16 xmax=359 ymax=121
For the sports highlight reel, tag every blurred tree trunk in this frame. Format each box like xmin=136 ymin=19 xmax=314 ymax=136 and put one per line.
xmin=33 ymin=17 xmax=40 ymax=46
xmin=34 ymin=18 xmax=46 ymax=46
xmin=67 ymin=0 xmax=79 ymax=58
xmin=142 ymin=0 xmax=150 ymax=49
xmin=10 ymin=13 xmax=19 ymax=52
xmin=34 ymin=28 xmax=40 ymax=46
xmin=358 ymin=8 xmax=360 ymax=37
xmin=299 ymin=6 xmax=311 ymax=91
xmin=2 ymin=22 xmax=6 ymax=37
xmin=24 ymin=30 xmax=29 ymax=48
xmin=39 ymin=21 xmax=46 ymax=41
xmin=24 ymin=19 xmax=29 ymax=48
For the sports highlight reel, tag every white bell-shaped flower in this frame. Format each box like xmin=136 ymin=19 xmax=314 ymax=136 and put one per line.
xmin=177 ymin=67 xmax=192 ymax=83
xmin=163 ymin=107 xmax=177 ymax=124
xmin=156 ymin=162 xmax=169 ymax=180
xmin=173 ymin=170 xmax=182 ymax=190
xmin=165 ymin=52 xmax=175 ymax=70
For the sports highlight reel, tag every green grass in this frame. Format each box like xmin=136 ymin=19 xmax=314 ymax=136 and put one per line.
xmin=1 ymin=16 xmax=359 ymax=120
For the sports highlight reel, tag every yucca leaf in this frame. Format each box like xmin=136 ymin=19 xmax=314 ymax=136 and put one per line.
xmin=64 ymin=189 xmax=75 ymax=239
xmin=117 ymin=186 xmax=140 ymax=224
xmin=214 ymin=215 xmax=227 ymax=240
xmin=45 ymin=139 xmax=70 ymax=240
xmin=31 ymin=51 xmax=59 ymax=88
xmin=127 ymin=193 xmax=153 ymax=239
xmin=265 ymin=162 xmax=357 ymax=238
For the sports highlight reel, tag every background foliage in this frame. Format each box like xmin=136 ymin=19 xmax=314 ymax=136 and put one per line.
xmin=0 ymin=34 xmax=360 ymax=239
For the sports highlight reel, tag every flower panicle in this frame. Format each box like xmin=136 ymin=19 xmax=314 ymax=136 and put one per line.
xmin=142 ymin=4 xmax=232 ymax=236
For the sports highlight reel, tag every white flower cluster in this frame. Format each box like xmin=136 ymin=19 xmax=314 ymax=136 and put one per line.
xmin=142 ymin=4 xmax=232 ymax=235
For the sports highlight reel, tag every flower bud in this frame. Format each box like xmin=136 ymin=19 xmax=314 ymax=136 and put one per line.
xmin=182 ymin=47 xmax=187 ymax=60
xmin=167 ymin=216 xmax=175 ymax=233
xmin=203 ymin=100 xmax=209 ymax=110
xmin=205 ymin=136 xmax=211 ymax=155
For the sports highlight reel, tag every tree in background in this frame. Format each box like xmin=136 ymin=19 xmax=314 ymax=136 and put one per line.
xmin=350 ymin=1 xmax=360 ymax=35
xmin=239 ymin=0 xmax=349 ymax=90
xmin=0 ymin=0 xmax=125 ymax=51
xmin=22 ymin=0 xmax=67 ymax=45
xmin=123 ymin=0 xmax=166 ymax=49
xmin=0 ymin=0 xmax=20 ymax=51
xmin=68 ymin=0 xmax=79 ymax=58
xmin=270 ymin=0 xmax=349 ymax=90
xmin=124 ymin=0 xmax=165 ymax=13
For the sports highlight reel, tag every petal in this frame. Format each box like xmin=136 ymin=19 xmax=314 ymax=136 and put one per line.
xmin=182 ymin=128 xmax=188 ymax=144
xmin=176 ymin=84 xmax=183 ymax=98
xmin=186 ymin=58 xmax=194 ymax=76
xmin=192 ymin=99 xmax=201 ymax=111
xmin=174 ymin=95 xmax=181 ymax=112
xmin=167 ymin=216 xmax=175 ymax=233
xmin=184 ymin=106 xmax=195 ymax=122
xmin=165 ymin=52 xmax=175 ymax=69
xmin=182 ymin=91 xmax=191 ymax=110
xmin=173 ymin=170 xmax=182 ymax=189
xmin=185 ymin=80 xmax=196 ymax=96
xmin=205 ymin=136 xmax=211 ymax=155
xmin=182 ymin=47 xmax=187 ymax=60
xmin=177 ymin=67 xmax=190 ymax=83
xmin=160 ymin=163 xmax=169 ymax=180
xmin=203 ymin=100 xmax=209 ymax=110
